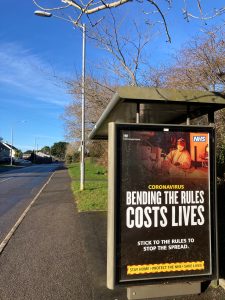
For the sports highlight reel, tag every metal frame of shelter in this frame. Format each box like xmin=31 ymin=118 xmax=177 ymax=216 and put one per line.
xmin=89 ymin=87 xmax=225 ymax=140
xmin=89 ymin=86 xmax=225 ymax=300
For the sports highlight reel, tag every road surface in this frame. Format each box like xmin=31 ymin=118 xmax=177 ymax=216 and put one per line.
xmin=0 ymin=164 xmax=59 ymax=244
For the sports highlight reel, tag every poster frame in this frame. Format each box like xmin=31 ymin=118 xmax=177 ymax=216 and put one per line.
xmin=107 ymin=122 xmax=218 ymax=289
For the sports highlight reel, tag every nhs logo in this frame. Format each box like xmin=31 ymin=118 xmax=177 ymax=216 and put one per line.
xmin=193 ymin=136 xmax=206 ymax=142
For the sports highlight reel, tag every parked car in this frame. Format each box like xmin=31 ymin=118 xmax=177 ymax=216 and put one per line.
xmin=0 ymin=157 xmax=11 ymax=163
xmin=14 ymin=158 xmax=32 ymax=166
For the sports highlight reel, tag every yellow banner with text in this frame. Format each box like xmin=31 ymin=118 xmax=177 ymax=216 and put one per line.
xmin=127 ymin=261 xmax=204 ymax=275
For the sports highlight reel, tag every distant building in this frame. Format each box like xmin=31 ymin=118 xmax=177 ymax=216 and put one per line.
xmin=34 ymin=151 xmax=52 ymax=164
xmin=36 ymin=151 xmax=51 ymax=158
xmin=0 ymin=142 xmax=18 ymax=162
xmin=22 ymin=153 xmax=32 ymax=160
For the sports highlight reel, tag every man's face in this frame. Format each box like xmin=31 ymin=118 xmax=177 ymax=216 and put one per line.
xmin=177 ymin=144 xmax=184 ymax=152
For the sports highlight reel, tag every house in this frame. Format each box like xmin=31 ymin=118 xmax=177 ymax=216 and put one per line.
xmin=34 ymin=151 xmax=52 ymax=164
xmin=36 ymin=151 xmax=51 ymax=158
xmin=0 ymin=141 xmax=18 ymax=162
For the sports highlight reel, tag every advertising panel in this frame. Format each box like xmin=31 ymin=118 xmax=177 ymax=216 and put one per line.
xmin=114 ymin=124 xmax=215 ymax=285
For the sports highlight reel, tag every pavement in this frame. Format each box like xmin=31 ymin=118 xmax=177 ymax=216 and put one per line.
xmin=0 ymin=166 xmax=225 ymax=300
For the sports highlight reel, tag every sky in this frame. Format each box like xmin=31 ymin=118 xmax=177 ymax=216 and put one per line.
xmin=0 ymin=1 xmax=224 ymax=151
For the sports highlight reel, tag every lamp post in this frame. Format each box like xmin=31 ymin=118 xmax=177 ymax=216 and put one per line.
xmin=10 ymin=128 xmax=14 ymax=166
xmin=80 ymin=23 xmax=86 ymax=191
xmin=10 ymin=120 xmax=27 ymax=166
xmin=35 ymin=10 xmax=86 ymax=190
xmin=34 ymin=137 xmax=38 ymax=163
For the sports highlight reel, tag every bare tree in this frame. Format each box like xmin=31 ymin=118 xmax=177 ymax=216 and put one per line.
xmin=33 ymin=0 xmax=225 ymax=43
xmin=165 ymin=31 xmax=225 ymax=92
xmin=62 ymin=75 xmax=114 ymax=164
xmin=33 ymin=1 xmax=225 ymax=163
xmin=146 ymin=27 xmax=225 ymax=165
xmin=63 ymin=75 xmax=115 ymax=141
xmin=62 ymin=11 xmax=154 ymax=139
xmin=88 ymin=13 xmax=153 ymax=86
xmin=146 ymin=28 xmax=225 ymax=92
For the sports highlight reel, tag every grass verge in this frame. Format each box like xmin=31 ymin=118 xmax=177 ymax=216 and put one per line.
xmin=0 ymin=165 xmax=23 ymax=173
xmin=68 ymin=158 xmax=107 ymax=212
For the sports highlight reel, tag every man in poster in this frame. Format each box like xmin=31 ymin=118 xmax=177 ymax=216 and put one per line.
xmin=166 ymin=137 xmax=191 ymax=170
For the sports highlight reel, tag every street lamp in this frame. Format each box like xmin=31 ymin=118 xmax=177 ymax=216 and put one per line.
xmin=34 ymin=10 xmax=86 ymax=190
xmin=34 ymin=10 xmax=52 ymax=17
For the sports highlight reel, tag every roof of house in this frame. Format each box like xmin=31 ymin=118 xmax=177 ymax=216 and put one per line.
xmin=1 ymin=142 xmax=18 ymax=151
xmin=0 ymin=141 xmax=18 ymax=151
xmin=36 ymin=151 xmax=51 ymax=158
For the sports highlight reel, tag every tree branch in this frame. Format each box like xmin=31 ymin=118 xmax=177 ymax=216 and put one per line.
xmin=186 ymin=6 xmax=225 ymax=20
xmin=147 ymin=0 xmax=171 ymax=43
xmin=62 ymin=0 xmax=132 ymax=14
xmin=32 ymin=0 xmax=71 ymax=11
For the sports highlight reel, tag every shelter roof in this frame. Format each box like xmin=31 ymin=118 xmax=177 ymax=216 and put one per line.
xmin=89 ymin=86 xmax=225 ymax=140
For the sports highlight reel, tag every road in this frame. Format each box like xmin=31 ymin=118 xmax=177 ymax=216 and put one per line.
xmin=0 ymin=164 xmax=59 ymax=244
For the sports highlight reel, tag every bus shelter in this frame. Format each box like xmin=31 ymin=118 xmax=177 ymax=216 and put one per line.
xmin=89 ymin=87 xmax=225 ymax=300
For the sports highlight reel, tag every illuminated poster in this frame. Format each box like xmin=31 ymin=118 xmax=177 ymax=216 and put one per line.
xmin=115 ymin=124 xmax=215 ymax=284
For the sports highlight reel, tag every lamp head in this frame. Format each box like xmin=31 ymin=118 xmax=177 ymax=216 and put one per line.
xmin=34 ymin=10 xmax=52 ymax=17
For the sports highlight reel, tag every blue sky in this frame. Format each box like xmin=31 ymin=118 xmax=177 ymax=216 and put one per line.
xmin=0 ymin=1 xmax=83 ymax=151
xmin=0 ymin=1 xmax=224 ymax=151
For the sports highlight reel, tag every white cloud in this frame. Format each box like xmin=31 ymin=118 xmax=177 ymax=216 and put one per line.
xmin=0 ymin=42 xmax=72 ymax=107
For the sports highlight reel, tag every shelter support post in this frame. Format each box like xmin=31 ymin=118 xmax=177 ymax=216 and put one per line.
xmin=208 ymin=110 xmax=219 ymax=288
xmin=136 ymin=103 xmax=140 ymax=124
xmin=186 ymin=105 xmax=190 ymax=125
xmin=208 ymin=111 xmax=214 ymax=125
xmin=186 ymin=117 xmax=190 ymax=125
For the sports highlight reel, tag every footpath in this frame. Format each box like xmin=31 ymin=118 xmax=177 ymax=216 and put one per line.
xmin=0 ymin=166 xmax=225 ymax=300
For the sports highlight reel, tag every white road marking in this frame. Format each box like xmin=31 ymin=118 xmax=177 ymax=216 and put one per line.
xmin=0 ymin=178 xmax=12 ymax=183
xmin=0 ymin=171 xmax=56 ymax=254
